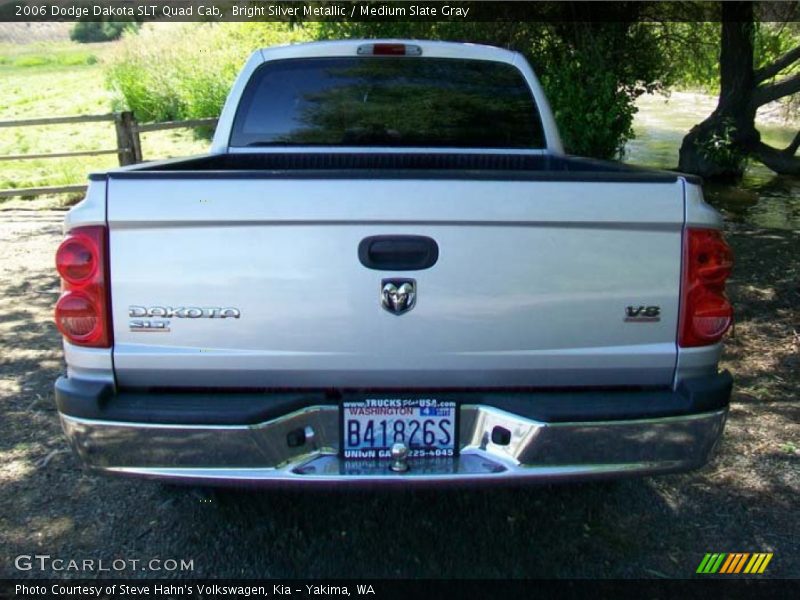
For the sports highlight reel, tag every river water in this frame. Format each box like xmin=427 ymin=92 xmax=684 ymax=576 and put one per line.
xmin=623 ymin=92 xmax=800 ymax=230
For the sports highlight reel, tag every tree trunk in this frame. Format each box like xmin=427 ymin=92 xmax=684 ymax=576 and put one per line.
xmin=678 ymin=2 xmax=800 ymax=179
xmin=752 ymin=140 xmax=800 ymax=176
xmin=678 ymin=2 xmax=758 ymax=180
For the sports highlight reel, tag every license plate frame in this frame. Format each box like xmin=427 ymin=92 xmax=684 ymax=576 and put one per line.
xmin=341 ymin=398 xmax=458 ymax=460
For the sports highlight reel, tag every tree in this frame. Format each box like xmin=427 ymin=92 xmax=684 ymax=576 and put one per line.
xmin=70 ymin=21 xmax=136 ymax=43
xmin=678 ymin=2 xmax=800 ymax=179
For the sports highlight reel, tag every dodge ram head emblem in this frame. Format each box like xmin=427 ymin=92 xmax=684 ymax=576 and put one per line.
xmin=381 ymin=279 xmax=416 ymax=315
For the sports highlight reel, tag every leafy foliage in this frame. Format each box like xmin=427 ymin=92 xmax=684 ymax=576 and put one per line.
xmin=693 ymin=118 xmax=748 ymax=171
xmin=534 ymin=23 xmax=668 ymax=157
xmin=659 ymin=21 xmax=800 ymax=92
xmin=70 ymin=22 xmax=136 ymax=44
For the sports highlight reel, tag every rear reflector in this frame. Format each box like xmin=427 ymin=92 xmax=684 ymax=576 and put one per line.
xmin=55 ymin=292 xmax=101 ymax=341
xmin=357 ymin=43 xmax=422 ymax=56
xmin=54 ymin=226 xmax=112 ymax=348
xmin=679 ymin=228 xmax=733 ymax=347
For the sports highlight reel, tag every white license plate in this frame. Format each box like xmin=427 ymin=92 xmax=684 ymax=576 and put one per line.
xmin=342 ymin=398 xmax=457 ymax=459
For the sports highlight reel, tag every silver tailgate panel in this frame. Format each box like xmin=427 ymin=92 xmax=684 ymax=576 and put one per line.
xmin=108 ymin=178 xmax=683 ymax=388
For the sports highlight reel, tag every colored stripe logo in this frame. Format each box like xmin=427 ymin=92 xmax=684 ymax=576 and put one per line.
xmin=697 ymin=553 xmax=773 ymax=574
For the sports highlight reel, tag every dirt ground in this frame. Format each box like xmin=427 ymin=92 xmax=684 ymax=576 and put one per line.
xmin=0 ymin=211 xmax=797 ymax=579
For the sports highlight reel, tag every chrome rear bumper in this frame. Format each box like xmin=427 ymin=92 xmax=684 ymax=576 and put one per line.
xmin=60 ymin=404 xmax=727 ymax=485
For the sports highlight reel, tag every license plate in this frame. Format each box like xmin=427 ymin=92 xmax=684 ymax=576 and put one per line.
xmin=342 ymin=398 xmax=457 ymax=460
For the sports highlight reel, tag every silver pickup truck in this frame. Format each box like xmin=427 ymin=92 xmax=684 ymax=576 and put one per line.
xmin=54 ymin=40 xmax=734 ymax=485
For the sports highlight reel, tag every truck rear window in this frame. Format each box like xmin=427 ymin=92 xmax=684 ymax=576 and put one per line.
xmin=230 ymin=57 xmax=546 ymax=149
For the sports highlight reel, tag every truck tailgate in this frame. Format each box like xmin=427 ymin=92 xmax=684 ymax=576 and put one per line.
xmin=107 ymin=176 xmax=684 ymax=388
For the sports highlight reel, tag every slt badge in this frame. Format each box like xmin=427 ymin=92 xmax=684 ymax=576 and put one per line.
xmin=381 ymin=279 xmax=416 ymax=315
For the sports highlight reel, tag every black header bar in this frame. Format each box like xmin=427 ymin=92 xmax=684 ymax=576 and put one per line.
xmin=2 ymin=579 xmax=799 ymax=600
xmin=1 ymin=1 xmax=799 ymax=23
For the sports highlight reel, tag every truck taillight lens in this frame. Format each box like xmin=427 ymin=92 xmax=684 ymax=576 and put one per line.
xmin=56 ymin=235 xmax=97 ymax=283
xmin=679 ymin=228 xmax=733 ymax=347
xmin=54 ymin=226 xmax=111 ymax=348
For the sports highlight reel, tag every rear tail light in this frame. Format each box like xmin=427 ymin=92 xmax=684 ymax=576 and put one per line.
xmin=55 ymin=226 xmax=111 ymax=347
xmin=679 ymin=228 xmax=733 ymax=347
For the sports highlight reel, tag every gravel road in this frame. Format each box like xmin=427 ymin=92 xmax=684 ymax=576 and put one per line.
xmin=1 ymin=211 xmax=797 ymax=579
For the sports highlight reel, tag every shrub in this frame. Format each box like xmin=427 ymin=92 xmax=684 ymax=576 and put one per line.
xmin=70 ymin=22 xmax=135 ymax=44
xmin=537 ymin=52 xmax=641 ymax=158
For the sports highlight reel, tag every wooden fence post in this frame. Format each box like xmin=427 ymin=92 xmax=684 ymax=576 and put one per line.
xmin=114 ymin=111 xmax=143 ymax=166
xmin=0 ymin=112 xmax=218 ymax=198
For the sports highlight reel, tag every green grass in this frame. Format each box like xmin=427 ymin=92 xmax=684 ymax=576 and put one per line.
xmin=0 ymin=40 xmax=209 ymax=207
xmin=0 ymin=41 xmax=98 ymax=68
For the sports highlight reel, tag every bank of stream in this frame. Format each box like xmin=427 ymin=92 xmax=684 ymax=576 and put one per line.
xmin=625 ymin=91 xmax=800 ymax=230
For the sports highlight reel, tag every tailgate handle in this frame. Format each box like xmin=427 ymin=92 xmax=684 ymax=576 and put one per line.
xmin=358 ymin=235 xmax=439 ymax=271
